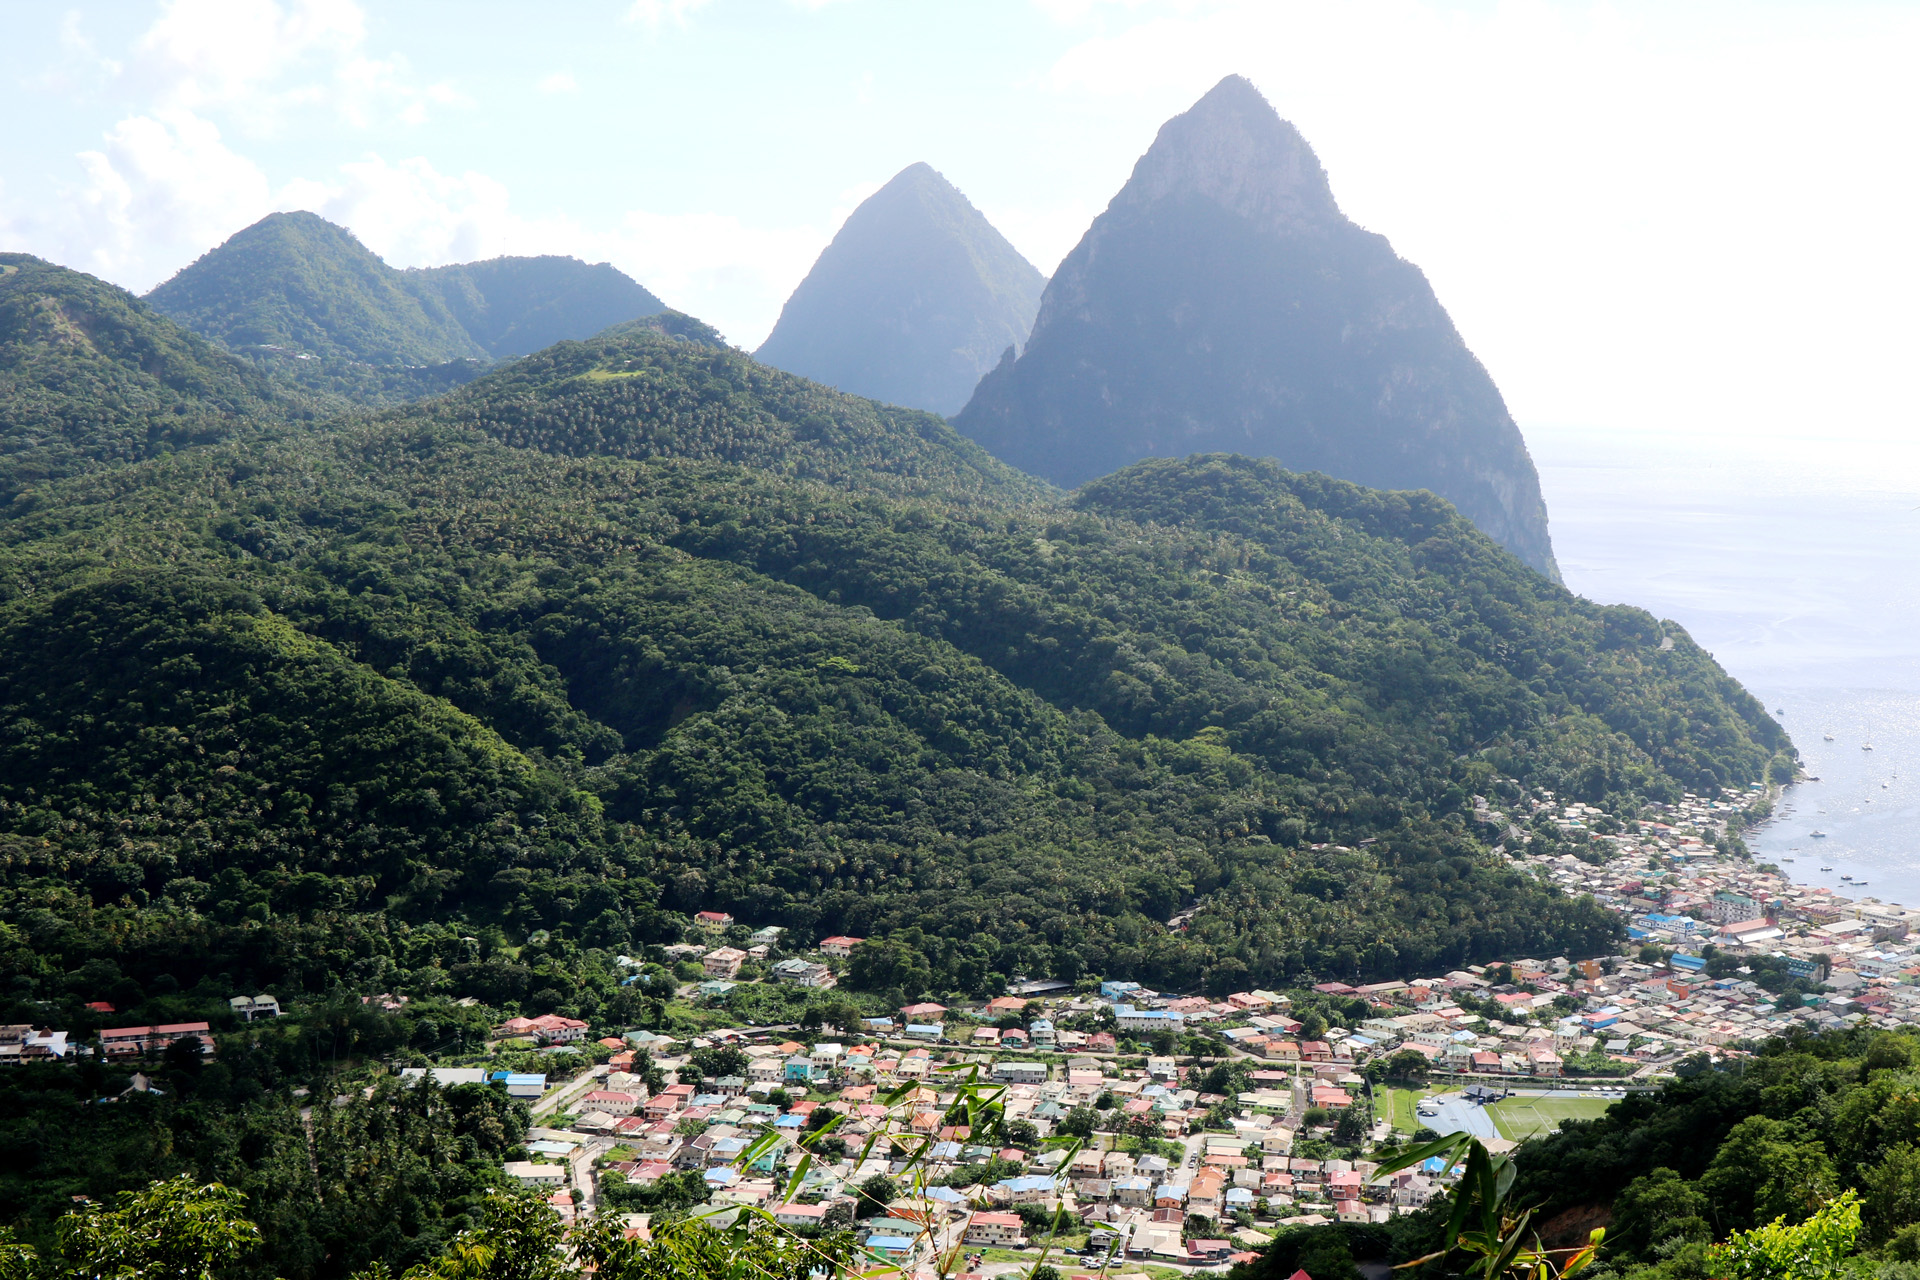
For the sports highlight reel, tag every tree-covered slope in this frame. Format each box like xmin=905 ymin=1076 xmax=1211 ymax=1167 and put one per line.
xmin=0 ymin=325 xmax=1789 ymax=1005
xmin=0 ymin=252 xmax=322 ymax=503
xmin=755 ymin=162 xmax=1046 ymax=416
xmin=145 ymin=212 xmax=668 ymax=383
xmin=146 ymin=212 xmax=484 ymax=365
xmin=1509 ymin=1027 xmax=1920 ymax=1279
xmin=954 ymin=75 xmax=1560 ymax=578
xmin=404 ymin=254 xmax=665 ymax=358
xmin=394 ymin=314 xmax=1046 ymax=504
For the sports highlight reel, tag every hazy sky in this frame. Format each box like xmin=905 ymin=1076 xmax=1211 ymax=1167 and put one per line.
xmin=4 ymin=0 xmax=1917 ymax=460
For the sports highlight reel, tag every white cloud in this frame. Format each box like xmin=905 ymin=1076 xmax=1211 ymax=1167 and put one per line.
xmin=626 ymin=0 xmax=711 ymax=28
xmin=537 ymin=71 xmax=578 ymax=94
xmin=1027 ymin=0 xmax=1164 ymax=25
xmin=109 ymin=0 xmax=468 ymax=135
xmin=63 ymin=110 xmax=275 ymax=286
xmin=125 ymin=0 xmax=363 ymax=112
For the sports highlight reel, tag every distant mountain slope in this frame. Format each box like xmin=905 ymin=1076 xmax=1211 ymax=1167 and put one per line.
xmin=146 ymin=211 xmax=483 ymax=365
xmin=0 ymin=252 xmax=319 ymax=502
xmin=755 ymin=163 xmax=1045 ymax=416
xmin=146 ymin=211 xmax=667 ymax=379
xmin=399 ymin=312 xmax=1044 ymax=504
xmin=405 ymin=255 xmax=665 ymax=359
xmin=0 ymin=314 xmax=1790 ymax=1006
xmin=954 ymin=76 xmax=1560 ymax=578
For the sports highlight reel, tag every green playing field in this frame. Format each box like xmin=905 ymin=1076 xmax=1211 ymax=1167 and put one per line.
xmin=1485 ymin=1095 xmax=1617 ymax=1139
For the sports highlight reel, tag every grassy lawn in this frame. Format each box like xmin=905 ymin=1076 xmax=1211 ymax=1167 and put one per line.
xmin=1382 ymin=1086 xmax=1436 ymax=1133
xmin=1485 ymin=1095 xmax=1616 ymax=1140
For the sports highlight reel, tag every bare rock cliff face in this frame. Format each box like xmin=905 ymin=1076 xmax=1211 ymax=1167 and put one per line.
xmin=956 ymin=75 xmax=1559 ymax=578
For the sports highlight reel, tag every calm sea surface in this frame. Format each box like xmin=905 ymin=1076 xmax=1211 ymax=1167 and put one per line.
xmin=1529 ymin=426 xmax=1920 ymax=905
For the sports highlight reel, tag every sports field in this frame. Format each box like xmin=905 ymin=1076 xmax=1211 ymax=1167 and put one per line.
xmin=1382 ymin=1086 xmax=1437 ymax=1133
xmin=1485 ymin=1094 xmax=1616 ymax=1139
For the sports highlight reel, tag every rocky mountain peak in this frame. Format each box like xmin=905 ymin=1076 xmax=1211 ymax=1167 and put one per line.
xmin=956 ymin=76 xmax=1560 ymax=579
xmin=1115 ymin=74 xmax=1340 ymax=236
xmin=754 ymin=162 xmax=1044 ymax=416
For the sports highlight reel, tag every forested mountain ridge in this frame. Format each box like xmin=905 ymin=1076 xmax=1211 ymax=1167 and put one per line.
xmin=394 ymin=313 xmax=1045 ymax=504
xmin=0 ymin=252 xmax=328 ymax=503
xmin=954 ymin=75 xmax=1561 ymax=578
xmin=146 ymin=211 xmax=485 ymax=365
xmin=0 ymin=307 xmax=1790 ymax=1010
xmin=755 ymin=162 xmax=1046 ymax=416
xmin=143 ymin=211 xmax=667 ymax=400
xmin=406 ymin=254 xmax=667 ymax=359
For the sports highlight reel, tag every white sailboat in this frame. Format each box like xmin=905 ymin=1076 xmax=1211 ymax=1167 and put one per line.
xmin=1864 ymin=721 xmax=1874 ymax=752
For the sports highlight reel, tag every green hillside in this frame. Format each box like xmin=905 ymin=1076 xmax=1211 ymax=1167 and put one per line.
xmin=405 ymin=254 xmax=665 ymax=358
xmin=397 ymin=314 xmax=1039 ymax=503
xmin=0 ymin=252 xmax=321 ymax=503
xmin=1507 ymin=1027 xmax=1920 ymax=1280
xmin=143 ymin=213 xmax=669 ymax=402
xmin=0 ymin=314 xmax=1790 ymax=1008
xmin=146 ymin=211 xmax=483 ymax=366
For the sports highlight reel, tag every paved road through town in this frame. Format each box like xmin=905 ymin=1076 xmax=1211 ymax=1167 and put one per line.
xmin=531 ymin=1064 xmax=609 ymax=1118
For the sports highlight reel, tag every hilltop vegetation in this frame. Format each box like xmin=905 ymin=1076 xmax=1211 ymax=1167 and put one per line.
xmin=143 ymin=211 xmax=667 ymax=405
xmin=0 ymin=253 xmax=324 ymax=502
xmin=0 ymin=310 xmax=1790 ymax=1013
xmin=1509 ymin=1029 xmax=1920 ymax=1280
xmin=146 ymin=212 xmax=485 ymax=366
xmin=407 ymin=253 xmax=666 ymax=359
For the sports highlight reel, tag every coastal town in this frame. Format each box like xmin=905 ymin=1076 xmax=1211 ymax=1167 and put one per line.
xmin=10 ymin=781 xmax=1914 ymax=1273
xmin=354 ymin=786 xmax=1920 ymax=1271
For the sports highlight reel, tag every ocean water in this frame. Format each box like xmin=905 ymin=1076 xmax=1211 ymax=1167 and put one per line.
xmin=1529 ymin=427 xmax=1920 ymax=906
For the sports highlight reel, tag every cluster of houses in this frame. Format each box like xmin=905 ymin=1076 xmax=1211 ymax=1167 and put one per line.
xmin=0 ymin=1020 xmax=217 ymax=1064
xmin=1499 ymin=790 xmax=1920 ymax=1057
xmin=2 ymin=991 xmax=279 ymax=1067
xmin=651 ymin=919 xmax=855 ymax=991
xmin=502 ymin=1023 xmax=1445 ymax=1268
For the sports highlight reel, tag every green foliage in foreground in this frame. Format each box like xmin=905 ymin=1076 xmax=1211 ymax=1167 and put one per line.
xmin=1512 ymin=1029 xmax=1920 ymax=1280
xmin=0 ymin=1059 xmax=524 ymax=1280
xmin=0 ymin=1177 xmax=845 ymax=1280
xmin=0 ymin=1176 xmax=257 ymax=1280
xmin=1711 ymin=1191 xmax=1862 ymax=1280
xmin=0 ymin=320 xmax=1790 ymax=1006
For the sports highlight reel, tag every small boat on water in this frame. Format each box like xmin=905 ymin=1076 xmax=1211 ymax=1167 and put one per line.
xmin=1824 ymin=730 xmax=1836 ymax=740
xmin=1821 ymin=865 xmax=1834 ymax=871
xmin=1811 ymin=830 xmax=1829 ymax=837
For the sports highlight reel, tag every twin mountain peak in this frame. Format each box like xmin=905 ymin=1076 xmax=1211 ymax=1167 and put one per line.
xmin=131 ymin=75 xmax=1555 ymax=576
